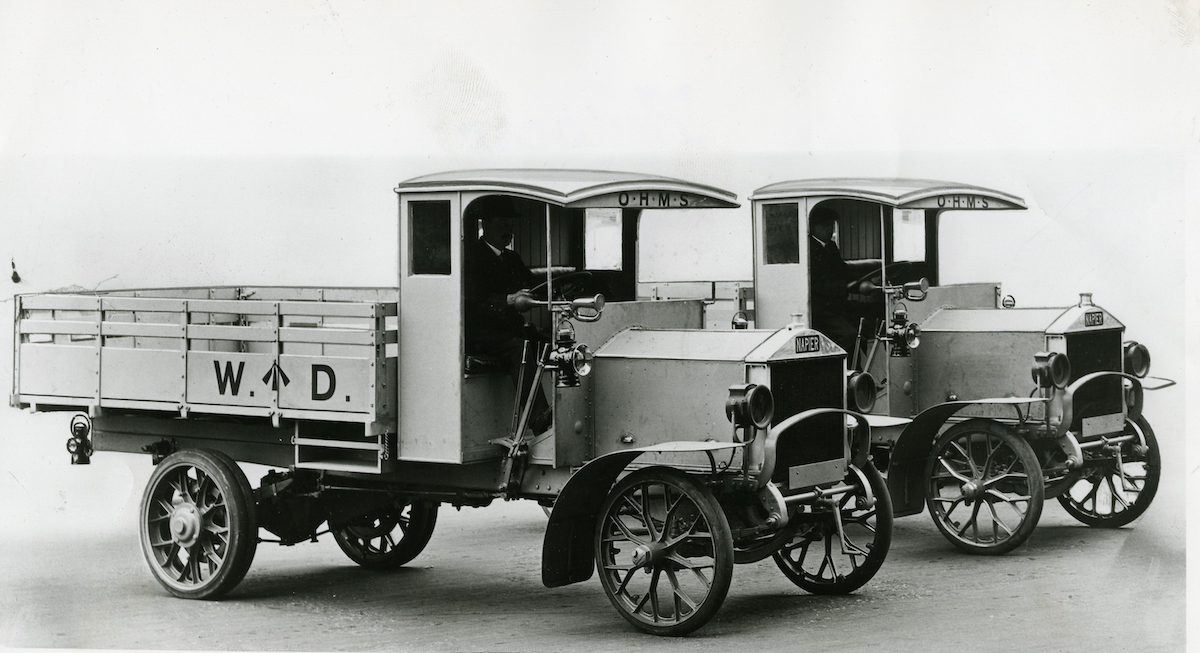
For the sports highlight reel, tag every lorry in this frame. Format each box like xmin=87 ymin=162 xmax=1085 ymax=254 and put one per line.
xmin=11 ymin=169 xmax=891 ymax=636
xmin=738 ymin=177 xmax=1174 ymax=554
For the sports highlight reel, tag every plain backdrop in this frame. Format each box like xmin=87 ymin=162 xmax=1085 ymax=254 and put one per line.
xmin=1 ymin=0 xmax=1197 ymax=647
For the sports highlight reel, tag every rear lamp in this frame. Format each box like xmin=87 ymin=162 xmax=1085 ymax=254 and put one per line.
xmin=70 ymin=415 xmax=90 ymax=440
xmin=846 ymin=371 xmax=877 ymax=413
xmin=725 ymin=383 xmax=774 ymax=430
xmin=1031 ymin=351 xmax=1071 ymax=389
xmin=67 ymin=414 xmax=92 ymax=465
xmin=1123 ymin=341 xmax=1150 ymax=378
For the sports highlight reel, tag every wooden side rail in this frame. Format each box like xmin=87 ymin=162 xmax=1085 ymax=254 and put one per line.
xmin=12 ymin=293 xmax=398 ymax=431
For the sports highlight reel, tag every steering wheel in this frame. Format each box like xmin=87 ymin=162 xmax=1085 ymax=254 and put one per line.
xmin=850 ymin=261 xmax=914 ymax=294
xmin=528 ymin=271 xmax=595 ymax=301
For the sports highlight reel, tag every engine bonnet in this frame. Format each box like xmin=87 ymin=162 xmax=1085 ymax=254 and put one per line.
xmin=921 ymin=302 xmax=1125 ymax=336
xmin=594 ymin=325 xmax=845 ymax=363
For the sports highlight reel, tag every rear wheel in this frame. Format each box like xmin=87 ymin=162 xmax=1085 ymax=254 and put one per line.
xmin=139 ymin=449 xmax=257 ymax=599
xmin=594 ymin=467 xmax=734 ymax=636
xmin=1058 ymin=416 xmax=1160 ymax=528
xmin=925 ymin=420 xmax=1044 ymax=555
xmin=772 ymin=462 xmax=892 ymax=594
xmin=333 ymin=499 xmax=439 ymax=569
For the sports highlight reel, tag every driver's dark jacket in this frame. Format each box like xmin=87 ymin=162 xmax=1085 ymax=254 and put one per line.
xmin=809 ymin=236 xmax=849 ymax=314
xmin=464 ymin=237 xmax=536 ymax=353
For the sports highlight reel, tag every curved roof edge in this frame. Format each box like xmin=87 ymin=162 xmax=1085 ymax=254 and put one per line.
xmin=750 ymin=177 xmax=1026 ymax=209
xmin=395 ymin=168 xmax=739 ymax=208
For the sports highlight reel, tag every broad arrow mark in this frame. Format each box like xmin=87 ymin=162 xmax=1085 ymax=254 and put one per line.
xmin=262 ymin=362 xmax=291 ymax=391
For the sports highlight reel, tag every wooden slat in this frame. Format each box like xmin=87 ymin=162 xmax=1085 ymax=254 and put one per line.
xmin=187 ymin=324 xmax=278 ymax=342
xmin=99 ymin=398 xmax=182 ymax=412
xmin=280 ymin=301 xmax=381 ymax=318
xmin=281 ymin=408 xmax=381 ymax=423
xmin=279 ymin=327 xmax=378 ymax=346
xmin=20 ymin=295 xmax=100 ymax=311
xmin=294 ymin=437 xmax=381 ymax=451
xmin=102 ymin=322 xmax=186 ymax=338
xmin=19 ymin=319 xmax=100 ymax=336
xmin=294 ymin=460 xmax=381 ymax=473
xmin=186 ymin=403 xmax=274 ymax=418
xmin=102 ymin=297 xmax=187 ymax=312
xmin=186 ymin=299 xmax=279 ymax=315
xmin=15 ymin=393 xmax=94 ymax=406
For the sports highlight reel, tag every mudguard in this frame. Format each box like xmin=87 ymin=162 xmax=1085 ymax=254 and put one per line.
xmin=541 ymin=441 xmax=744 ymax=588
xmin=1061 ymin=371 xmax=1173 ymax=430
xmin=886 ymin=397 xmax=1046 ymax=518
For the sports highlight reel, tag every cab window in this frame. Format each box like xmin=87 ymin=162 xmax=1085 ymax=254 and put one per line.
xmin=585 ymin=208 xmax=623 ymax=270
xmin=410 ymin=200 xmax=451 ymax=275
xmin=763 ymin=203 xmax=800 ymax=264
xmin=813 ymin=199 xmax=929 ymax=286
xmin=892 ymin=209 xmax=926 ymax=261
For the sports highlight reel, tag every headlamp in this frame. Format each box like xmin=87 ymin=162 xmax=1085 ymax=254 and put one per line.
xmin=1123 ymin=341 xmax=1150 ymax=378
xmin=725 ymin=383 xmax=774 ymax=430
xmin=1031 ymin=351 xmax=1071 ymax=389
xmin=846 ymin=371 xmax=877 ymax=413
xmin=904 ymin=323 xmax=921 ymax=349
xmin=552 ymin=343 xmax=594 ymax=388
xmin=888 ymin=307 xmax=920 ymax=357
xmin=570 ymin=343 xmax=593 ymax=378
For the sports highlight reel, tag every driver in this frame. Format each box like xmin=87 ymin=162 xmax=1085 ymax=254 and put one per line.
xmin=809 ymin=206 xmax=858 ymax=353
xmin=464 ymin=195 xmax=551 ymax=434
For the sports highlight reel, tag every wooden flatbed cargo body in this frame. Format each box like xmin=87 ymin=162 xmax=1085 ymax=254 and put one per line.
xmin=13 ymin=287 xmax=407 ymax=469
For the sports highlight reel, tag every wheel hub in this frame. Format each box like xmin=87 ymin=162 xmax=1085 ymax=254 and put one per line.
xmin=631 ymin=542 xmax=665 ymax=568
xmin=169 ymin=503 xmax=202 ymax=547
xmin=961 ymin=481 xmax=985 ymax=502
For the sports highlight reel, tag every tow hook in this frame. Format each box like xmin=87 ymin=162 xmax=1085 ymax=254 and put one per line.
xmin=66 ymin=414 xmax=92 ymax=465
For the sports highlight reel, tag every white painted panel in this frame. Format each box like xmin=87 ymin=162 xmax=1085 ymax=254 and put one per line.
xmin=754 ymin=199 xmax=811 ymax=330
xmin=398 ymin=192 xmax=463 ymax=462
xmin=18 ymin=344 xmax=97 ymax=398
xmin=101 ymin=348 xmax=185 ymax=401
xmin=186 ymin=351 xmax=275 ymax=407
xmin=279 ymin=354 xmax=373 ymax=414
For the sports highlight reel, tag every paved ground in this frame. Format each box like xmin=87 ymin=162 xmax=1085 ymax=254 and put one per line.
xmin=0 ymin=448 xmax=1186 ymax=652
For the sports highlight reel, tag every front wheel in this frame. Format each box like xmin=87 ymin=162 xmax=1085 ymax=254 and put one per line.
xmin=332 ymin=499 xmax=439 ymax=569
xmin=925 ymin=420 xmax=1044 ymax=555
xmin=1058 ymin=416 xmax=1161 ymax=528
xmin=772 ymin=462 xmax=892 ymax=594
xmin=139 ymin=449 xmax=258 ymax=599
xmin=594 ymin=467 xmax=734 ymax=636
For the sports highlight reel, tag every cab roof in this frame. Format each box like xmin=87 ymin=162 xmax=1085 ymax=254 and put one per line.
xmin=395 ymin=169 xmax=739 ymax=208
xmin=750 ymin=177 xmax=1026 ymax=209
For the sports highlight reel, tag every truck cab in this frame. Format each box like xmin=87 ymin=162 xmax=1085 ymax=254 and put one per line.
xmin=749 ymin=178 xmax=1025 ymax=412
xmin=393 ymin=169 xmax=740 ymax=470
